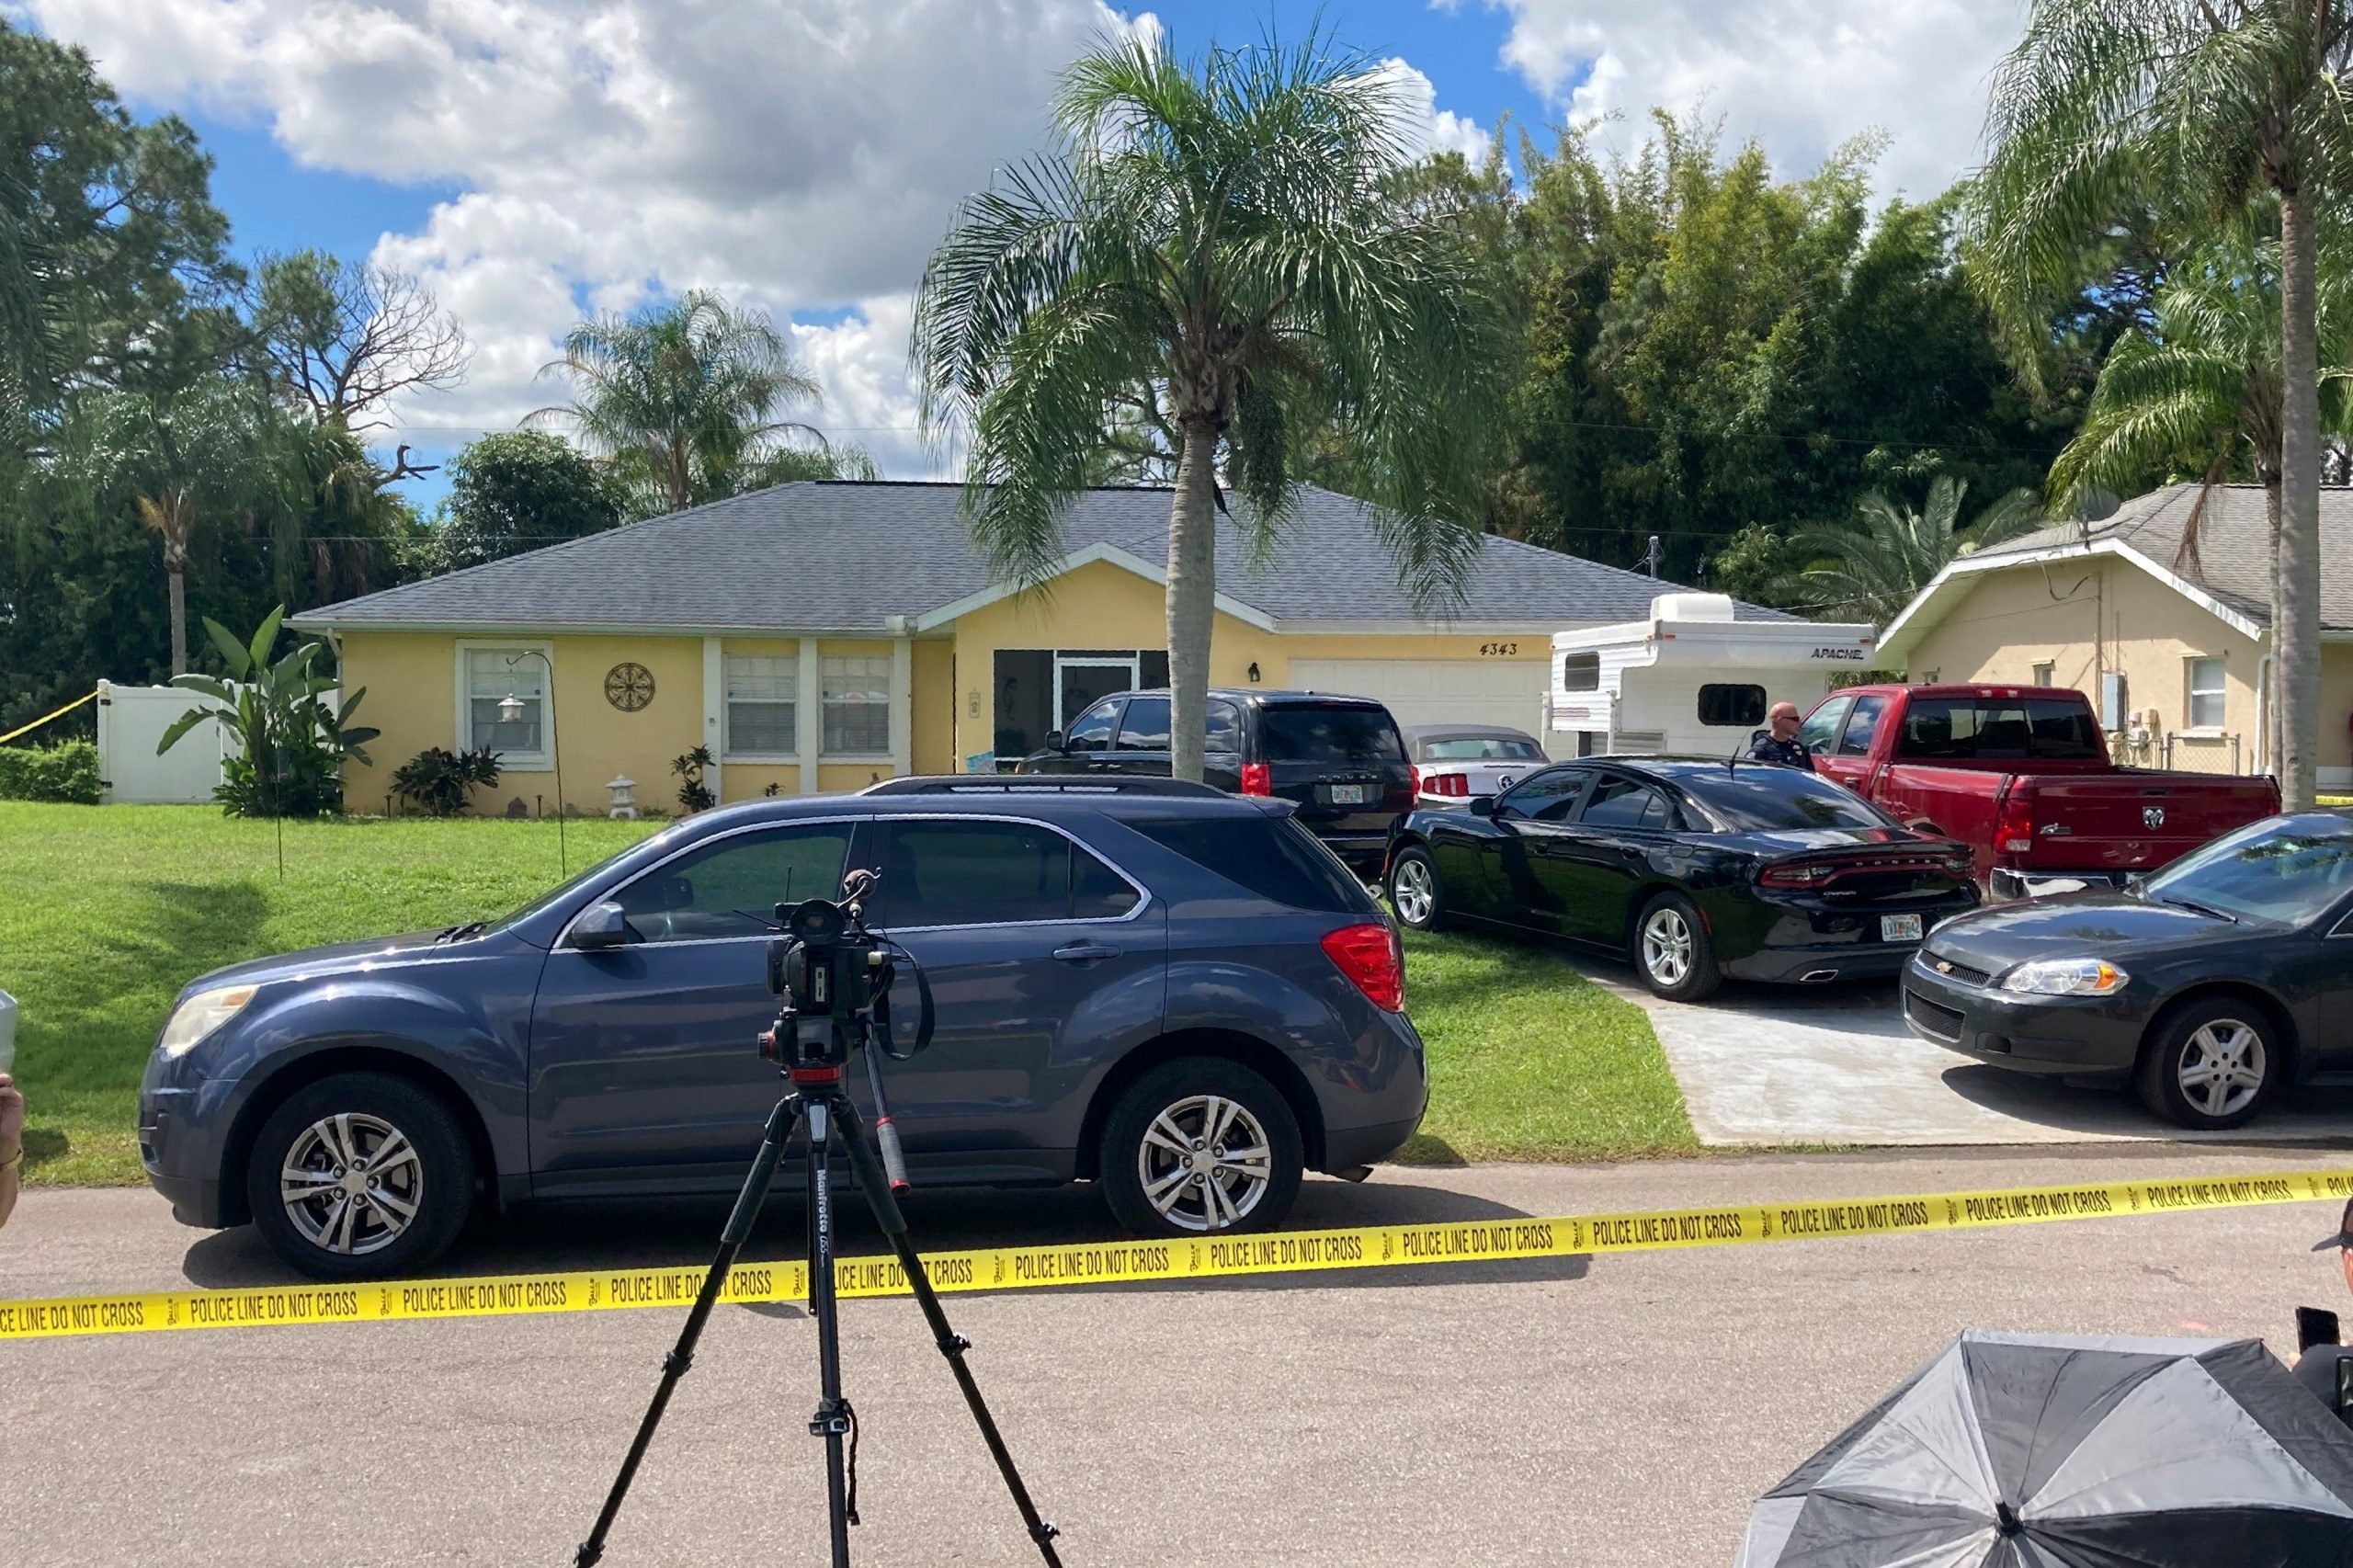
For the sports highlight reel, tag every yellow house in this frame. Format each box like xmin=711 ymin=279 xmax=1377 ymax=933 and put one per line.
xmin=289 ymin=480 xmax=1748 ymax=814
xmin=1878 ymin=482 xmax=2353 ymax=784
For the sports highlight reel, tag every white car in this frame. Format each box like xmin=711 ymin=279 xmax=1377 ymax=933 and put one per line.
xmin=1404 ymin=724 xmax=1551 ymax=806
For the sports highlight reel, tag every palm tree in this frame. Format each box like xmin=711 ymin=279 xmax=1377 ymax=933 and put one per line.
xmin=1973 ymin=0 xmax=2353 ymax=809
xmin=914 ymin=31 xmax=1505 ymax=782
xmin=74 ymin=378 xmax=267 ymax=675
xmin=2047 ymin=216 xmax=2353 ymax=776
xmin=534 ymin=289 xmax=871 ymax=517
xmin=1776 ymin=477 xmax=2045 ymax=624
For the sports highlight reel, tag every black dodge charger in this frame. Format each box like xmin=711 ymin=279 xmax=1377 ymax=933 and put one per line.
xmin=1383 ymin=756 xmax=1980 ymax=1000
xmin=1903 ymin=812 xmax=2353 ymax=1131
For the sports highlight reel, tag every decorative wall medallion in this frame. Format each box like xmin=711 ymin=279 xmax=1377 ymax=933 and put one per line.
xmin=604 ymin=662 xmax=656 ymax=712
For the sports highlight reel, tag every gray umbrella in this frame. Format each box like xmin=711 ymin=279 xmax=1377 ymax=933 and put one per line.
xmin=1737 ymin=1331 xmax=2353 ymax=1567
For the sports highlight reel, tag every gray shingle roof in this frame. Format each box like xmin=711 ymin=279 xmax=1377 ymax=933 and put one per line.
xmin=1972 ymin=483 xmax=2353 ymax=631
xmin=288 ymin=481 xmax=1790 ymax=633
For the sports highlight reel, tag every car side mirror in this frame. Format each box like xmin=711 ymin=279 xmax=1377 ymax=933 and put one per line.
xmin=571 ymin=901 xmax=634 ymax=950
xmin=1044 ymin=730 xmax=1065 ymax=753
xmin=1470 ymin=796 xmax=1495 ymax=818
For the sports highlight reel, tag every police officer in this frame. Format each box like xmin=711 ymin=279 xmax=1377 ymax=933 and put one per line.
xmin=1749 ymin=701 xmax=1815 ymax=770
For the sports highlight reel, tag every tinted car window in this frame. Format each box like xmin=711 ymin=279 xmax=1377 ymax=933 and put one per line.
xmin=1127 ymin=814 xmax=1369 ymax=913
xmin=1799 ymin=696 xmax=1853 ymax=756
xmin=2144 ymin=819 xmax=2353 ymax=926
xmin=1206 ymin=699 xmax=1241 ymax=753
xmin=1675 ymin=768 xmax=1897 ymax=831
xmin=1065 ymin=699 xmax=1120 ymax=751
xmin=1580 ymin=777 xmax=1665 ymax=829
xmin=1895 ymin=696 xmax=2101 ymax=760
xmin=1836 ymin=695 xmax=1888 ymax=756
xmin=1115 ymin=696 xmax=1172 ymax=752
xmin=1071 ymin=846 xmax=1143 ymax=919
xmin=1420 ymin=735 xmax=1546 ymax=762
xmin=1497 ymin=768 xmax=1587 ymax=823
xmin=615 ymin=823 xmax=855 ymax=941
xmin=882 ymin=821 xmax=1074 ymax=926
xmin=1260 ymin=706 xmax=1405 ymax=764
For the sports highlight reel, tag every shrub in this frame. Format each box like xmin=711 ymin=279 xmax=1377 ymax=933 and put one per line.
xmin=672 ymin=745 xmax=715 ymax=813
xmin=392 ymin=746 xmax=504 ymax=816
xmin=0 ymin=741 xmax=102 ymax=804
xmin=158 ymin=606 xmax=380 ymax=819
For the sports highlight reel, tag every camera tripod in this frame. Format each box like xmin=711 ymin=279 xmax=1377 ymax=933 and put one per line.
xmin=574 ymin=888 xmax=1062 ymax=1567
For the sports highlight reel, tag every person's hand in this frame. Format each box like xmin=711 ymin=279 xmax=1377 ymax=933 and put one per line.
xmin=0 ymin=1073 xmax=24 ymax=1157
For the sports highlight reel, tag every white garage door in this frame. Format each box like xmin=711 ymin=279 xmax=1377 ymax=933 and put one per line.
xmin=1285 ymin=658 xmax=1550 ymax=733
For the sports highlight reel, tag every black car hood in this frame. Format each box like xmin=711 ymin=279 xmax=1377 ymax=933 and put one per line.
xmin=1927 ymin=894 xmax=2232 ymax=969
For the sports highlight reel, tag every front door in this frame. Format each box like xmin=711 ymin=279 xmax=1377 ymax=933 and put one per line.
xmin=1484 ymin=767 xmax=1592 ymax=932
xmin=1544 ymin=771 xmax=1677 ymax=945
xmin=527 ymin=817 xmax=864 ymax=1193
xmin=1056 ymin=653 xmax=1140 ymax=730
xmin=865 ymin=816 xmax=1165 ymax=1179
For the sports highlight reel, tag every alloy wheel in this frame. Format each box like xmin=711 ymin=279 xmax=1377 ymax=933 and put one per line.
xmin=1392 ymin=857 xmax=1436 ymax=926
xmin=2176 ymin=1020 xmax=2266 ymax=1119
xmin=1642 ymin=906 xmax=1693 ymax=987
xmin=1135 ymin=1094 xmax=1273 ymax=1233
xmin=279 ymin=1111 xmax=426 ymax=1256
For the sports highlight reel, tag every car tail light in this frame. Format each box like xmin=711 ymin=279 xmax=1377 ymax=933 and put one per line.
xmin=1322 ymin=921 xmax=1404 ymax=1012
xmin=1409 ymin=764 xmax=1421 ymax=798
xmin=1240 ymin=762 xmax=1272 ymax=796
xmin=1758 ymin=859 xmax=1837 ymax=888
xmin=1424 ymin=773 xmax=1470 ymax=797
xmin=1995 ymin=790 xmax=2035 ymax=856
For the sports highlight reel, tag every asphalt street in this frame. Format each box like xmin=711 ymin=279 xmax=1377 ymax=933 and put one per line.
xmin=11 ymin=1146 xmax=2353 ymax=1567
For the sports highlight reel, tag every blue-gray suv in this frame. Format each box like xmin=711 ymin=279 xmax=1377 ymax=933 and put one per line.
xmin=140 ymin=779 xmax=1427 ymax=1279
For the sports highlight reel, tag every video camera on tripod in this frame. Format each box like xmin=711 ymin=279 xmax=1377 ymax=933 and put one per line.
xmin=574 ymin=868 xmax=1063 ymax=1568
xmin=756 ymin=870 xmax=933 ymax=1191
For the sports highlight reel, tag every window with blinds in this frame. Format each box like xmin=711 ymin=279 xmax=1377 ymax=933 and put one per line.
xmin=822 ymin=654 xmax=890 ymax=755
xmin=725 ymin=654 xmax=797 ymax=756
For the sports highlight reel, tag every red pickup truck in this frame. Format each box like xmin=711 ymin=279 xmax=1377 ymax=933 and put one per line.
xmin=1798 ymin=684 xmax=2281 ymax=898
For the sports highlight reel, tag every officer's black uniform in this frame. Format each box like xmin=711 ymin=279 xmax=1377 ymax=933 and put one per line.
xmin=1748 ymin=733 xmax=1815 ymax=771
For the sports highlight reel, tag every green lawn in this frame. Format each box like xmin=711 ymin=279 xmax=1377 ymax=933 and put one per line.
xmin=1393 ymin=929 xmax=1698 ymax=1164
xmin=0 ymin=802 xmax=1695 ymax=1186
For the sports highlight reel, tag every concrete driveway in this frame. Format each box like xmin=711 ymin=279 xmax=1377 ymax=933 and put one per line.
xmin=1571 ymin=961 xmax=2353 ymax=1148
xmin=10 ymin=1148 xmax=2353 ymax=1567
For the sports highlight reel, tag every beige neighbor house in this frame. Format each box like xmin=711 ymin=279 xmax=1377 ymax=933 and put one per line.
xmin=1878 ymin=482 xmax=2353 ymax=787
xmin=288 ymin=480 xmax=1783 ymax=816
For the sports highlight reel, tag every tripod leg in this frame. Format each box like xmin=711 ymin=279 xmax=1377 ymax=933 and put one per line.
xmin=833 ymin=1096 xmax=1064 ymax=1567
xmin=574 ymin=1093 xmax=803 ymax=1568
xmin=806 ymin=1096 xmax=856 ymax=1568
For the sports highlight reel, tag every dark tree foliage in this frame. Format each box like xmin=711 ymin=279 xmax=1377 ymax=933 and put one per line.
xmin=402 ymin=431 xmax=626 ymax=576
xmin=1347 ymin=115 xmax=2097 ymax=597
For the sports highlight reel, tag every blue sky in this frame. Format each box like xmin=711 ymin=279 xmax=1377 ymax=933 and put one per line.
xmin=21 ymin=0 xmax=2023 ymax=508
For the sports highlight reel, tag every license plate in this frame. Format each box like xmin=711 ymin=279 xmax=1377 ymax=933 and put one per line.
xmin=1881 ymin=914 xmax=1925 ymax=943
xmin=1328 ymin=783 xmax=1367 ymax=805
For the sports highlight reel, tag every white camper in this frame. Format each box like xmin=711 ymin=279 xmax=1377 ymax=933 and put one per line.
xmin=1546 ymin=594 xmax=1877 ymax=756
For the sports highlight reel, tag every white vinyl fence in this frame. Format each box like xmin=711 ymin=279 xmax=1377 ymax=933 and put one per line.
xmin=95 ymin=681 xmax=229 ymax=804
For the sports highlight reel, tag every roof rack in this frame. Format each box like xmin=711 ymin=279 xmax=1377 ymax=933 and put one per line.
xmin=861 ymin=776 xmax=1229 ymax=799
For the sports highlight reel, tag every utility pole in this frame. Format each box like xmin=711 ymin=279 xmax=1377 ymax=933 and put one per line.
xmin=1644 ymin=535 xmax=1662 ymax=578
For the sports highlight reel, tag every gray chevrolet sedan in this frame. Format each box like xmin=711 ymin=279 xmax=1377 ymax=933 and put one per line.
xmin=141 ymin=782 xmax=1427 ymax=1278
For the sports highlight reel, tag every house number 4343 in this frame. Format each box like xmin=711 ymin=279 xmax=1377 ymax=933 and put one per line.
xmin=1478 ymin=642 xmax=1520 ymax=656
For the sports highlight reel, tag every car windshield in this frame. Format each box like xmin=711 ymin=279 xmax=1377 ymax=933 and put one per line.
xmin=2140 ymin=818 xmax=2353 ymax=926
xmin=489 ymin=832 xmax=673 ymax=927
xmin=1261 ymin=707 xmax=1404 ymax=764
xmin=1420 ymin=736 xmax=1545 ymax=762
xmin=1673 ymin=767 xmax=1899 ymax=831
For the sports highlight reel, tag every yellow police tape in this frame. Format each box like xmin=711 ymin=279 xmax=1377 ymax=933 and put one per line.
xmin=7 ymin=1165 xmax=2350 ymax=1342
xmin=0 ymin=689 xmax=96 ymax=747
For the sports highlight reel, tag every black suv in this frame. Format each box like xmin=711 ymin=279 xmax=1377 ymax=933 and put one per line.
xmin=141 ymin=778 xmax=1427 ymax=1278
xmin=1018 ymin=688 xmax=1415 ymax=870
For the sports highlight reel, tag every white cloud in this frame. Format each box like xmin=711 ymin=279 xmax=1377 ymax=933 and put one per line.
xmin=24 ymin=0 xmax=1148 ymax=473
xmin=21 ymin=0 xmax=1483 ymax=478
xmin=1376 ymin=56 xmax=1494 ymax=166
xmin=1483 ymin=0 xmax=2029 ymax=202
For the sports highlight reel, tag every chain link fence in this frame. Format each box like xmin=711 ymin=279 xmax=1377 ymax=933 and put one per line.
xmin=2111 ymin=730 xmax=2253 ymax=775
